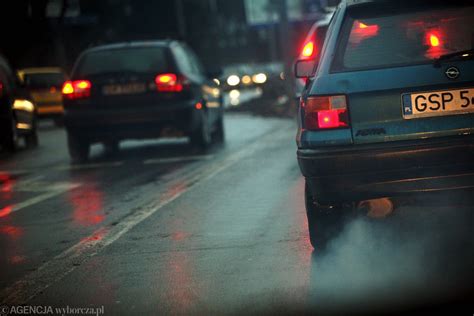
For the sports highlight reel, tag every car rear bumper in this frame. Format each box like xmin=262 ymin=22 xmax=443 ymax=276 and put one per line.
xmin=64 ymin=102 xmax=201 ymax=141
xmin=298 ymin=135 xmax=474 ymax=203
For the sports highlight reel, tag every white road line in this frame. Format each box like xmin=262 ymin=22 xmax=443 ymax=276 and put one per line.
xmin=5 ymin=181 xmax=80 ymax=215
xmin=56 ymin=161 xmax=123 ymax=171
xmin=0 ymin=124 xmax=292 ymax=305
xmin=10 ymin=187 xmax=77 ymax=214
xmin=11 ymin=176 xmax=45 ymax=189
xmin=144 ymin=155 xmax=214 ymax=165
xmin=0 ymin=170 xmax=32 ymax=177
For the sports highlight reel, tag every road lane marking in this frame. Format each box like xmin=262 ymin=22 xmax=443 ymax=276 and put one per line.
xmin=8 ymin=187 xmax=76 ymax=215
xmin=144 ymin=155 xmax=214 ymax=165
xmin=0 ymin=170 xmax=32 ymax=177
xmin=1 ymin=180 xmax=80 ymax=217
xmin=0 ymin=123 xmax=293 ymax=305
xmin=56 ymin=161 xmax=123 ymax=171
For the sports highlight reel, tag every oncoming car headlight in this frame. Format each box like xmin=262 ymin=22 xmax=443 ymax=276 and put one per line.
xmin=227 ymin=75 xmax=240 ymax=87
xmin=252 ymin=73 xmax=267 ymax=84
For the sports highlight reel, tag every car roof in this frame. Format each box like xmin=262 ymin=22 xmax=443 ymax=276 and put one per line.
xmin=345 ymin=0 xmax=470 ymax=8
xmin=18 ymin=67 xmax=64 ymax=74
xmin=314 ymin=11 xmax=334 ymax=28
xmin=17 ymin=68 xmax=65 ymax=82
xmin=83 ymin=40 xmax=178 ymax=55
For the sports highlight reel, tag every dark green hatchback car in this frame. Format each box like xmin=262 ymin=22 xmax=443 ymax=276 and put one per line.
xmin=295 ymin=0 xmax=474 ymax=249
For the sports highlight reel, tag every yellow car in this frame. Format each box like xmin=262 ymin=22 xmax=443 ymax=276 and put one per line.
xmin=17 ymin=68 xmax=67 ymax=125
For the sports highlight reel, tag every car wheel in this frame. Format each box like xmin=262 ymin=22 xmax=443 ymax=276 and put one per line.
xmin=190 ymin=112 xmax=211 ymax=149
xmin=305 ymin=182 xmax=351 ymax=250
xmin=212 ymin=114 xmax=225 ymax=143
xmin=103 ymin=141 xmax=120 ymax=157
xmin=25 ymin=129 xmax=39 ymax=149
xmin=2 ymin=118 xmax=19 ymax=152
xmin=67 ymin=132 xmax=90 ymax=164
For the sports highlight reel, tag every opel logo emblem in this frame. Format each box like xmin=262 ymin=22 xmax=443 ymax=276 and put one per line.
xmin=445 ymin=67 xmax=460 ymax=79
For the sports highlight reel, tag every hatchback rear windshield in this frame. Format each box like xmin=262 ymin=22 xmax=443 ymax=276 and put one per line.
xmin=24 ymin=73 xmax=66 ymax=88
xmin=76 ymin=47 xmax=170 ymax=77
xmin=333 ymin=5 xmax=474 ymax=71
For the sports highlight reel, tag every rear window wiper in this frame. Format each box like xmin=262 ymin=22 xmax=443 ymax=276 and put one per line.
xmin=434 ymin=49 xmax=474 ymax=67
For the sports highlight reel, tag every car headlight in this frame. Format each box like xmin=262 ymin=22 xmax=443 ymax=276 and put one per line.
xmin=252 ymin=73 xmax=267 ymax=84
xmin=241 ymin=75 xmax=252 ymax=85
xmin=227 ymin=75 xmax=240 ymax=87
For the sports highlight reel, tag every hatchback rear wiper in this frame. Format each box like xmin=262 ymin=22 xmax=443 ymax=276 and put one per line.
xmin=434 ymin=49 xmax=474 ymax=67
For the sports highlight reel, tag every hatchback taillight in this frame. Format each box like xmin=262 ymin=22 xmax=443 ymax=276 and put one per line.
xmin=155 ymin=73 xmax=187 ymax=92
xmin=303 ymin=95 xmax=349 ymax=130
xmin=301 ymin=41 xmax=315 ymax=58
xmin=62 ymin=80 xmax=92 ymax=99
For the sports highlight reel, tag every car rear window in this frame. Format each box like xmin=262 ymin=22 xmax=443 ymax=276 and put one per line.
xmin=76 ymin=47 xmax=170 ymax=77
xmin=24 ymin=73 xmax=66 ymax=88
xmin=333 ymin=5 xmax=474 ymax=71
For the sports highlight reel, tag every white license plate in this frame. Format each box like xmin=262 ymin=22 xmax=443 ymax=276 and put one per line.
xmin=402 ymin=87 xmax=474 ymax=119
xmin=102 ymin=83 xmax=146 ymax=96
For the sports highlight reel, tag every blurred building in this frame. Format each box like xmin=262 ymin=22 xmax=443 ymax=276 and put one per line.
xmin=0 ymin=0 xmax=339 ymax=71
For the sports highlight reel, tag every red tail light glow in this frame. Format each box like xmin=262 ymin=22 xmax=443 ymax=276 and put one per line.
xmin=427 ymin=32 xmax=442 ymax=48
xmin=302 ymin=96 xmax=349 ymax=130
xmin=301 ymin=41 xmax=315 ymax=58
xmin=425 ymin=30 xmax=444 ymax=59
xmin=155 ymin=73 xmax=184 ymax=92
xmin=62 ymin=80 xmax=92 ymax=99
xmin=318 ymin=110 xmax=341 ymax=129
xmin=350 ymin=21 xmax=379 ymax=45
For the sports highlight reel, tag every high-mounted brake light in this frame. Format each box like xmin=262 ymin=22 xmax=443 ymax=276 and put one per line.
xmin=424 ymin=30 xmax=444 ymax=59
xmin=301 ymin=41 xmax=315 ymax=58
xmin=62 ymin=80 xmax=92 ymax=99
xmin=428 ymin=33 xmax=441 ymax=47
xmin=155 ymin=73 xmax=184 ymax=92
xmin=302 ymin=96 xmax=349 ymax=130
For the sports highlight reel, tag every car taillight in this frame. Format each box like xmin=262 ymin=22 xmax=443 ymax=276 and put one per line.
xmin=0 ymin=82 xmax=3 ymax=97
xmin=302 ymin=95 xmax=349 ymax=130
xmin=429 ymin=34 xmax=440 ymax=47
xmin=62 ymin=80 xmax=92 ymax=99
xmin=155 ymin=73 xmax=186 ymax=92
xmin=301 ymin=41 xmax=315 ymax=58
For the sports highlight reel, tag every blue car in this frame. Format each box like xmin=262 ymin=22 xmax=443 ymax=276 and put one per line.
xmin=295 ymin=0 xmax=474 ymax=249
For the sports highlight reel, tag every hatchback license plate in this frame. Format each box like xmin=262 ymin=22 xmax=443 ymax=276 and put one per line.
xmin=103 ymin=83 xmax=146 ymax=96
xmin=402 ymin=88 xmax=474 ymax=119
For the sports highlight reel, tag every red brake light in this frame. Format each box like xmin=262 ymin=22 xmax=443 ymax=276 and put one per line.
xmin=318 ymin=110 xmax=341 ymax=129
xmin=155 ymin=73 xmax=184 ymax=92
xmin=424 ymin=30 xmax=444 ymax=59
xmin=427 ymin=32 xmax=442 ymax=48
xmin=303 ymin=96 xmax=349 ymax=130
xmin=301 ymin=41 xmax=315 ymax=58
xmin=0 ymin=82 xmax=3 ymax=97
xmin=62 ymin=80 xmax=91 ymax=99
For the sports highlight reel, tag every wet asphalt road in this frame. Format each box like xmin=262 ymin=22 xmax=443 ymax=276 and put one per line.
xmin=0 ymin=113 xmax=473 ymax=315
